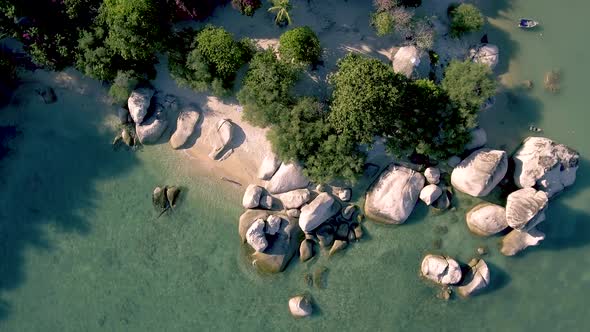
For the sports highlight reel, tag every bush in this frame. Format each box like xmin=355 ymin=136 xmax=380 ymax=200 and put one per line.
xmin=442 ymin=60 xmax=496 ymax=116
xmin=371 ymin=11 xmax=395 ymax=36
xmin=278 ymin=26 xmax=321 ymax=64
xmin=232 ymin=0 xmax=261 ymax=16
xmin=413 ymin=18 xmax=435 ymax=50
xmin=108 ymin=70 xmax=139 ymax=105
xmin=449 ymin=3 xmax=484 ymax=37
xmin=237 ymin=49 xmax=300 ymax=127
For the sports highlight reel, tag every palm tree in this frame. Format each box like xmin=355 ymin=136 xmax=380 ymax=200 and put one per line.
xmin=268 ymin=0 xmax=292 ymax=26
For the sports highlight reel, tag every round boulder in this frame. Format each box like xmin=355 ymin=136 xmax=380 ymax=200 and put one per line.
xmin=289 ymin=295 xmax=312 ymax=318
xmin=420 ymin=184 xmax=442 ymax=206
xmin=421 ymin=254 xmax=462 ymax=285
xmin=466 ymin=203 xmax=508 ymax=236
xmin=424 ymin=167 xmax=440 ymax=185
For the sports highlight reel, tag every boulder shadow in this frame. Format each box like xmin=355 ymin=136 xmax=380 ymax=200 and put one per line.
xmin=227 ymin=121 xmax=246 ymax=151
xmin=477 ymin=260 xmax=511 ymax=295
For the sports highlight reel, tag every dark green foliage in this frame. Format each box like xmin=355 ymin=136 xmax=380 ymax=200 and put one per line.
xmin=442 ymin=60 xmax=497 ymax=117
xmin=278 ymin=26 xmax=321 ymax=64
xmin=371 ymin=11 xmax=395 ymax=37
xmin=195 ymin=26 xmax=251 ymax=83
xmin=304 ymin=133 xmax=365 ymax=183
xmin=237 ymin=49 xmax=300 ymax=127
xmin=268 ymin=0 xmax=292 ymax=26
xmin=328 ymin=53 xmax=405 ymax=144
xmin=109 ymin=70 xmax=139 ymax=105
xmin=449 ymin=3 xmax=484 ymax=37
xmin=232 ymin=0 xmax=261 ymax=16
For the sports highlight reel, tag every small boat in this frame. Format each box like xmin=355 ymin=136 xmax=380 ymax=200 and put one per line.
xmin=519 ymin=18 xmax=539 ymax=29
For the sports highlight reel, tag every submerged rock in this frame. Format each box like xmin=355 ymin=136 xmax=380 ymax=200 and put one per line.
xmin=299 ymin=193 xmax=341 ymax=232
xmin=341 ymin=205 xmax=356 ymax=220
xmin=316 ymin=224 xmax=335 ymax=248
xmin=128 ymin=87 xmax=154 ymax=124
xmin=466 ymin=203 xmax=507 ymax=236
xmin=329 ymin=239 xmax=348 ymax=256
xmin=501 ymin=227 xmax=545 ymax=256
xmin=506 ymin=188 xmax=548 ymax=230
xmin=451 ymin=149 xmax=508 ymax=197
xmin=265 ymin=163 xmax=310 ymax=194
xmin=152 ymin=186 xmax=167 ymax=210
xmin=432 ymin=189 xmax=452 ymax=210
xmin=275 ymin=189 xmax=311 ymax=209
xmin=513 ymin=137 xmax=579 ymax=197
xmin=166 ymin=186 xmax=180 ymax=207
xmin=424 ymin=167 xmax=440 ymax=185
xmin=170 ymin=106 xmax=200 ymax=149
xmin=242 ymin=184 xmax=264 ymax=209
xmin=365 ymin=164 xmax=425 ymax=224
xmin=421 ymin=254 xmax=462 ymax=285
xmin=117 ymin=107 xmax=130 ymax=124
xmin=289 ymin=295 xmax=312 ymax=318
xmin=458 ymin=259 xmax=490 ymax=297
xmin=121 ymin=128 xmax=133 ymax=147
xmin=258 ymin=153 xmax=282 ymax=180
xmin=208 ymin=119 xmax=234 ymax=160
xmin=420 ymin=184 xmax=442 ymax=206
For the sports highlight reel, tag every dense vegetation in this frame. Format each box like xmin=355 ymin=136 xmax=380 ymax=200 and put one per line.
xmin=278 ymin=27 xmax=321 ymax=65
xmin=449 ymin=3 xmax=484 ymax=37
xmin=371 ymin=0 xmax=435 ymax=50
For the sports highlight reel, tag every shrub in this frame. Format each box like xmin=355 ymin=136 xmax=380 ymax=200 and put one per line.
xmin=442 ymin=59 xmax=497 ymax=117
xmin=232 ymin=0 xmax=261 ymax=16
xmin=371 ymin=11 xmax=395 ymax=36
xmin=108 ymin=70 xmax=139 ymax=105
xmin=449 ymin=3 xmax=484 ymax=37
xmin=268 ymin=0 xmax=292 ymax=26
xmin=195 ymin=26 xmax=251 ymax=83
xmin=413 ymin=18 xmax=435 ymax=50
xmin=237 ymin=49 xmax=300 ymax=127
xmin=278 ymin=26 xmax=321 ymax=64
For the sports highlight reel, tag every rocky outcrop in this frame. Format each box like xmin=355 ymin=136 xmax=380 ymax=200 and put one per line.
xmin=299 ymin=193 xmax=341 ymax=232
xmin=469 ymin=44 xmax=499 ymax=69
xmin=458 ymin=259 xmax=490 ymax=297
xmin=424 ymin=167 xmax=440 ymax=185
xmin=501 ymin=227 xmax=545 ymax=256
xmin=465 ymin=127 xmax=487 ymax=150
xmin=420 ymin=255 xmax=462 ymax=285
xmin=252 ymin=216 xmax=303 ymax=273
xmin=257 ymin=153 xmax=282 ymax=180
xmin=505 ymin=188 xmax=548 ymax=230
xmin=420 ymin=184 xmax=442 ymax=206
xmin=365 ymin=164 xmax=425 ymax=224
xmin=265 ymin=163 xmax=310 ymax=194
xmin=238 ymin=210 xmax=271 ymax=242
xmin=392 ymin=46 xmax=424 ymax=78
xmin=136 ymin=111 xmax=168 ymax=144
xmin=513 ymin=137 xmax=579 ymax=197
xmin=466 ymin=203 xmax=508 ymax=236
xmin=451 ymin=149 xmax=508 ymax=197
xmin=170 ymin=106 xmax=200 ymax=149
xmin=274 ymin=189 xmax=311 ymax=209
xmin=208 ymin=119 xmax=234 ymax=160
xmin=128 ymin=87 xmax=154 ymax=124
xmin=289 ymin=295 xmax=312 ymax=318
xmin=242 ymin=185 xmax=264 ymax=209
xmin=246 ymin=219 xmax=268 ymax=252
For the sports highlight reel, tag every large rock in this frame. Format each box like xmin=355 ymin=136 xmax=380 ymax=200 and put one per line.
xmin=469 ymin=44 xmax=499 ymax=69
xmin=265 ymin=163 xmax=310 ymax=194
xmin=208 ymin=119 xmax=234 ymax=160
xmin=451 ymin=149 xmax=508 ymax=197
xmin=458 ymin=259 xmax=490 ymax=297
xmin=299 ymin=193 xmax=341 ymax=232
xmin=238 ymin=210 xmax=272 ymax=242
xmin=420 ymin=184 xmax=442 ymax=206
xmin=420 ymin=255 xmax=462 ymax=285
xmin=501 ymin=228 xmax=545 ymax=256
xmin=365 ymin=164 xmax=425 ymax=224
xmin=252 ymin=216 xmax=303 ymax=273
xmin=128 ymin=87 xmax=154 ymax=124
xmin=242 ymin=185 xmax=264 ymax=209
xmin=257 ymin=153 xmax=282 ymax=180
xmin=465 ymin=127 xmax=487 ymax=150
xmin=513 ymin=137 xmax=579 ymax=197
xmin=136 ymin=111 xmax=168 ymax=144
xmin=392 ymin=46 xmax=426 ymax=78
xmin=170 ymin=107 xmax=200 ymax=149
xmin=424 ymin=167 xmax=440 ymax=185
xmin=466 ymin=203 xmax=507 ymax=236
xmin=289 ymin=296 xmax=312 ymax=318
xmin=246 ymin=219 xmax=268 ymax=252
xmin=505 ymin=188 xmax=548 ymax=230
xmin=274 ymin=189 xmax=311 ymax=209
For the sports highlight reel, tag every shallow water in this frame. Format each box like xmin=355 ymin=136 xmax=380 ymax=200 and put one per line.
xmin=1 ymin=0 xmax=590 ymax=331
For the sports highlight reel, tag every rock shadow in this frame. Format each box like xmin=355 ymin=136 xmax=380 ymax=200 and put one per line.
xmin=477 ymin=260 xmax=511 ymax=296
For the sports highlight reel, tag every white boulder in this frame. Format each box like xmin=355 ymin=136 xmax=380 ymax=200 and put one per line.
xmin=242 ymin=185 xmax=264 ymax=209
xmin=424 ymin=167 xmax=440 ymax=184
xmin=127 ymin=87 xmax=154 ymax=124
xmin=421 ymin=254 xmax=462 ymax=285
xmin=289 ymin=296 xmax=312 ymax=318
xmin=258 ymin=153 xmax=282 ymax=180
xmin=170 ymin=107 xmax=200 ymax=149
xmin=466 ymin=203 xmax=508 ymax=236
xmin=505 ymin=188 xmax=548 ymax=230
xmin=274 ymin=189 xmax=311 ymax=209
xmin=265 ymin=163 xmax=310 ymax=194
xmin=501 ymin=227 xmax=545 ymax=256
xmin=208 ymin=119 xmax=234 ymax=160
xmin=266 ymin=215 xmax=282 ymax=235
xmin=299 ymin=193 xmax=340 ymax=232
xmin=458 ymin=259 xmax=490 ymax=297
xmin=392 ymin=46 xmax=425 ymax=78
xmin=420 ymin=184 xmax=442 ymax=205
xmin=246 ymin=219 xmax=268 ymax=252
xmin=469 ymin=44 xmax=499 ymax=69
xmin=135 ymin=112 xmax=168 ymax=144
xmin=451 ymin=148 xmax=508 ymax=197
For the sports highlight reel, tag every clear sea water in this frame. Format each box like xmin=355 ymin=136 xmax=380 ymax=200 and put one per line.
xmin=1 ymin=0 xmax=589 ymax=331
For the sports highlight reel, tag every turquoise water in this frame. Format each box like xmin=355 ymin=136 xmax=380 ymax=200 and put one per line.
xmin=1 ymin=0 xmax=590 ymax=331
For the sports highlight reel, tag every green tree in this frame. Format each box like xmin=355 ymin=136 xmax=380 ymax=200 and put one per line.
xmin=449 ymin=3 xmax=484 ymax=37
xmin=278 ymin=26 xmax=321 ymax=64
xmin=108 ymin=70 xmax=139 ymax=105
xmin=442 ymin=59 xmax=496 ymax=115
xmin=268 ymin=0 xmax=292 ymax=26
xmin=371 ymin=11 xmax=394 ymax=36
xmin=237 ymin=49 xmax=300 ymax=127
xmin=195 ymin=26 xmax=251 ymax=83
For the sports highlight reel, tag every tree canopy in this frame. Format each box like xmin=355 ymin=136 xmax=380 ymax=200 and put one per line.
xmin=449 ymin=3 xmax=484 ymax=37
xmin=442 ymin=59 xmax=497 ymax=113
xmin=278 ymin=26 xmax=322 ymax=65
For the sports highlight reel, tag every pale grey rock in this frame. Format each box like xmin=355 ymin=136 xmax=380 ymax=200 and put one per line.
xmin=259 ymin=194 xmax=273 ymax=210
xmin=513 ymin=137 xmax=579 ymax=197
xmin=364 ymin=164 xmax=425 ymax=224
xmin=299 ymin=193 xmax=341 ymax=232
xmin=238 ymin=210 xmax=271 ymax=242
xmin=170 ymin=107 xmax=200 ymax=149
xmin=458 ymin=259 xmax=490 ymax=297
xmin=265 ymin=163 xmax=310 ymax=194
xmin=392 ymin=46 xmax=425 ymax=78
xmin=246 ymin=219 xmax=268 ymax=252
xmin=332 ymin=187 xmax=351 ymax=202
xmin=274 ymin=189 xmax=311 ymax=209
xmin=257 ymin=153 xmax=282 ymax=180
xmin=289 ymin=296 xmax=312 ymax=317
xmin=299 ymin=239 xmax=314 ymax=262
xmin=208 ymin=119 xmax=234 ymax=160
xmin=501 ymin=227 xmax=545 ymax=256
xmin=506 ymin=188 xmax=548 ymax=230
xmin=466 ymin=203 xmax=507 ymax=236
xmin=166 ymin=186 xmax=180 ymax=207
xmin=136 ymin=111 xmax=168 ymax=144
xmin=242 ymin=184 xmax=264 ymax=209
xmin=421 ymin=254 xmax=462 ymax=285
xmin=266 ymin=215 xmax=282 ymax=235
xmin=424 ymin=167 xmax=440 ymax=185
xmin=451 ymin=149 xmax=508 ymax=197
xmin=128 ymin=87 xmax=154 ymax=124
xmin=469 ymin=44 xmax=499 ymax=69
xmin=420 ymin=184 xmax=442 ymax=206
xmin=287 ymin=209 xmax=300 ymax=218
xmin=465 ymin=127 xmax=487 ymax=150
